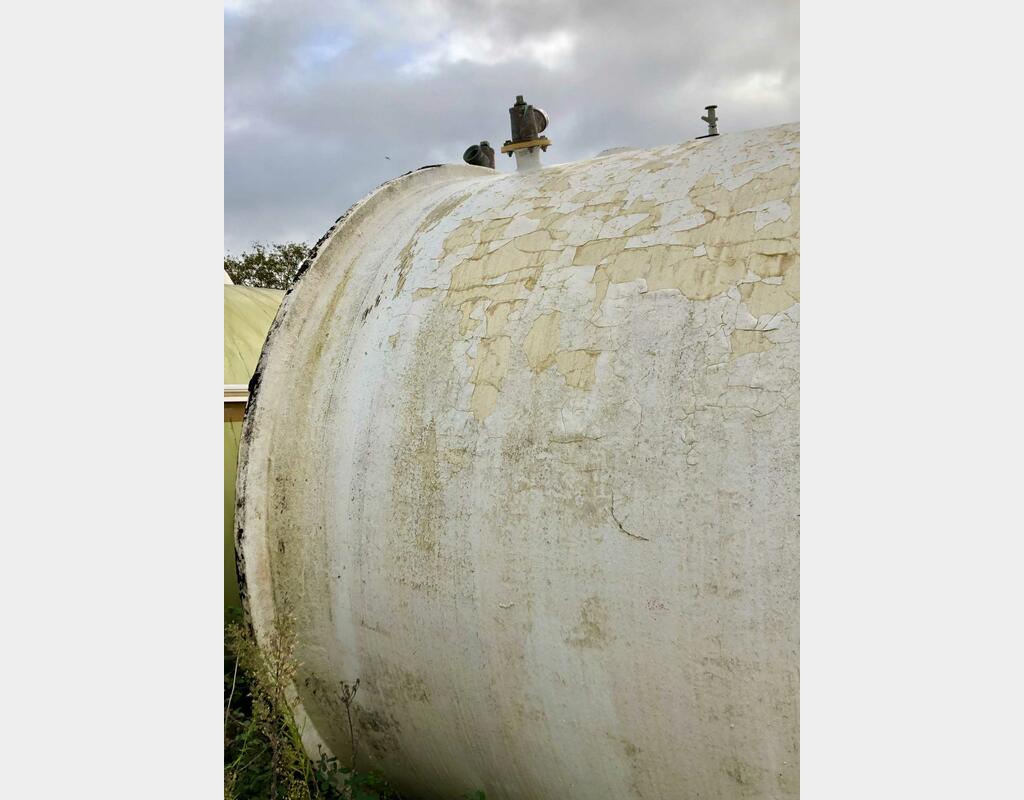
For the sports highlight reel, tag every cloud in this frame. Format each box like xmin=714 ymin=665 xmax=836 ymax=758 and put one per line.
xmin=225 ymin=0 xmax=799 ymax=252
xmin=400 ymin=29 xmax=575 ymax=76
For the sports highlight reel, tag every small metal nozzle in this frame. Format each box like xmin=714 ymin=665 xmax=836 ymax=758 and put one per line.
xmin=699 ymin=104 xmax=719 ymax=137
xmin=463 ymin=140 xmax=495 ymax=169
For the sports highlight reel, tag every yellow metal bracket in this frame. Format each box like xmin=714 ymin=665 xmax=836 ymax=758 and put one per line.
xmin=500 ymin=137 xmax=552 ymax=154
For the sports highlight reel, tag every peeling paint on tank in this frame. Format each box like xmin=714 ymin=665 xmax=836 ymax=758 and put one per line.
xmin=484 ymin=300 xmax=525 ymax=337
xmin=566 ymin=596 xmax=609 ymax=648
xmin=555 ymin=349 xmax=601 ymax=390
xmin=730 ymin=329 xmax=777 ymax=358
xmin=522 ymin=311 xmax=562 ymax=372
xmin=468 ymin=336 xmax=511 ymax=420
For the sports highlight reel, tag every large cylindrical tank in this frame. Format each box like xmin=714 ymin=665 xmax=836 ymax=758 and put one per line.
xmin=224 ymin=284 xmax=284 ymax=617
xmin=237 ymin=123 xmax=799 ymax=799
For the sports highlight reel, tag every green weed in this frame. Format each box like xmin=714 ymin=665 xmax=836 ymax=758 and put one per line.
xmin=224 ymin=614 xmax=486 ymax=800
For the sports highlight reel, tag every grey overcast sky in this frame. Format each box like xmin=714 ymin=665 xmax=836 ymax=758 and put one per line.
xmin=225 ymin=0 xmax=799 ymax=253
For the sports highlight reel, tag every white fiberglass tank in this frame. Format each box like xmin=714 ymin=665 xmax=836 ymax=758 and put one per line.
xmin=237 ymin=122 xmax=800 ymax=800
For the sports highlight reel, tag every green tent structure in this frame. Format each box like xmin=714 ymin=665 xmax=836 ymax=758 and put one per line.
xmin=224 ymin=282 xmax=284 ymax=617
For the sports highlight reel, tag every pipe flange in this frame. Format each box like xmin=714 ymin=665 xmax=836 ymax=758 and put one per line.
xmin=500 ymin=137 xmax=552 ymax=155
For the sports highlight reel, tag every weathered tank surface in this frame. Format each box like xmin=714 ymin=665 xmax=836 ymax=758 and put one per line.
xmin=224 ymin=284 xmax=284 ymax=616
xmin=237 ymin=123 xmax=799 ymax=799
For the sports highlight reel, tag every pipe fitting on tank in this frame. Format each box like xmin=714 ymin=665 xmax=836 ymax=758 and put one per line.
xmin=463 ymin=141 xmax=495 ymax=169
xmin=697 ymin=104 xmax=719 ymax=138
xmin=500 ymin=94 xmax=550 ymax=171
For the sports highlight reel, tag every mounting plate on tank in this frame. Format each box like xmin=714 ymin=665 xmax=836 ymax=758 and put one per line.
xmin=500 ymin=137 xmax=551 ymax=154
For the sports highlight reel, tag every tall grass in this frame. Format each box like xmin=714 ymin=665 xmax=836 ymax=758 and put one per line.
xmin=224 ymin=614 xmax=488 ymax=800
xmin=224 ymin=614 xmax=399 ymax=800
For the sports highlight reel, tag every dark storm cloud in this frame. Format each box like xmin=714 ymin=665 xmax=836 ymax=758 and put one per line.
xmin=225 ymin=0 xmax=798 ymax=252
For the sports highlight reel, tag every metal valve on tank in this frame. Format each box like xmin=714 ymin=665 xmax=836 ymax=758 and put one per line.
xmin=500 ymin=94 xmax=551 ymax=171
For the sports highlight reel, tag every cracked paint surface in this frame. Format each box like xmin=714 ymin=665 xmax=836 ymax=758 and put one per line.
xmin=237 ymin=124 xmax=800 ymax=800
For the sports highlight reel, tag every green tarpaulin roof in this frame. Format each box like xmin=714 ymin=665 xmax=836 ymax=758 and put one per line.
xmin=224 ymin=286 xmax=284 ymax=386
